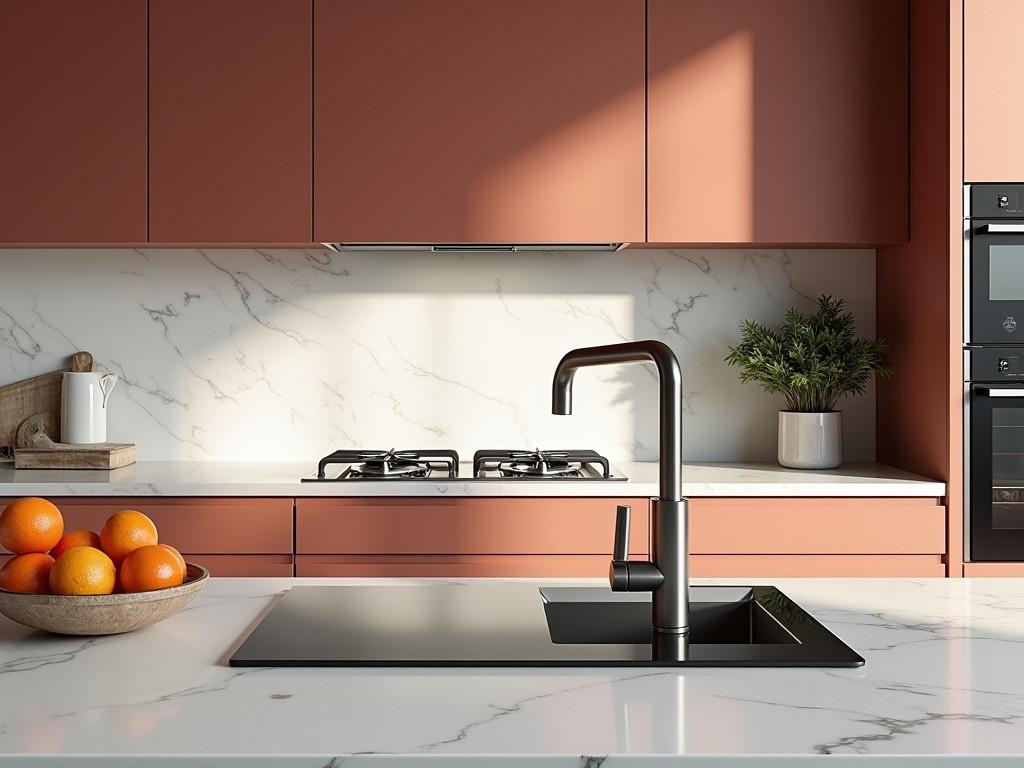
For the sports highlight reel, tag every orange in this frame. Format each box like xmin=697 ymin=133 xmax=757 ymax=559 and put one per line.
xmin=0 ymin=553 xmax=55 ymax=593
xmin=119 ymin=545 xmax=184 ymax=593
xmin=99 ymin=510 xmax=158 ymax=565
xmin=157 ymin=544 xmax=187 ymax=582
xmin=0 ymin=497 xmax=64 ymax=554
xmin=50 ymin=529 xmax=102 ymax=560
xmin=49 ymin=546 xmax=116 ymax=595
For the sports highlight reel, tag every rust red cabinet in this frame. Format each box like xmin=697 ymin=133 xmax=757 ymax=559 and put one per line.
xmin=0 ymin=1 xmax=147 ymax=244
xmin=149 ymin=0 xmax=312 ymax=243
xmin=295 ymin=497 xmax=650 ymax=577
xmin=965 ymin=0 xmax=1024 ymax=181
xmin=0 ymin=498 xmax=294 ymax=577
xmin=647 ymin=0 xmax=908 ymax=245
xmin=313 ymin=0 xmax=646 ymax=244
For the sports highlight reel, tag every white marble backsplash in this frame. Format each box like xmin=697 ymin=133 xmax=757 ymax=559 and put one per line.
xmin=0 ymin=248 xmax=875 ymax=462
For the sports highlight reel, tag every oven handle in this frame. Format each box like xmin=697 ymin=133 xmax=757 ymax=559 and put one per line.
xmin=977 ymin=387 xmax=1024 ymax=397
xmin=978 ymin=223 xmax=1024 ymax=234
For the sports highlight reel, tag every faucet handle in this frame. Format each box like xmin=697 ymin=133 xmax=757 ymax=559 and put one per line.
xmin=610 ymin=505 xmax=631 ymax=591
xmin=609 ymin=503 xmax=665 ymax=593
xmin=613 ymin=504 xmax=630 ymax=562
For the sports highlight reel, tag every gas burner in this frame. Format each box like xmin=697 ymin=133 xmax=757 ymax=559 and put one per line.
xmin=473 ymin=448 xmax=613 ymax=479
xmin=302 ymin=447 xmax=626 ymax=482
xmin=349 ymin=450 xmax=432 ymax=479
xmin=313 ymin=449 xmax=459 ymax=480
xmin=497 ymin=450 xmax=583 ymax=478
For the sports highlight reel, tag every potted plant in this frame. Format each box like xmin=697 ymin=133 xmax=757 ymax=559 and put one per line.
xmin=724 ymin=295 xmax=890 ymax=469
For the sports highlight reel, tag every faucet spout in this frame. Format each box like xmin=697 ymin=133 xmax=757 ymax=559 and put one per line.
xmin=551 ymin=340 xmax=689 ymax=642
xmin=552 ymin=341 xmax=682 ymax=501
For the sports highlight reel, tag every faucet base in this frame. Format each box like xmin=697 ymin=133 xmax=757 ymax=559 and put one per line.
xmin=651 ymin=498 xmax=689 ymax=635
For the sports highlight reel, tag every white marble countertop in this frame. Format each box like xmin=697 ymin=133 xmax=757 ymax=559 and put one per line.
xmin=0 ymin=576 xmax=1022 ymax=765
xmin=0 ymin=461 xmax=945 ymax=498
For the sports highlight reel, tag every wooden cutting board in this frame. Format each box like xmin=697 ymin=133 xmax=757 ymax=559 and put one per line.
xmin=14 ymin=443 xmax=136 ymax=470
xmin=0 ymin=371 xmax=64 ymax=461
xmin=0 ymin=351 xmax=95 ymax=461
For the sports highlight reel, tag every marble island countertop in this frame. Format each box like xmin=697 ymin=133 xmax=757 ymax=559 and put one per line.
xmin=1 ymin=576 xmax=1023 ymax=766
xmin=0 ymin=460 xmax=945 ymax=497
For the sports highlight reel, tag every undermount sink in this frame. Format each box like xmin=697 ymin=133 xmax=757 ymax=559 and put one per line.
xmin=230 ymin=583 xmax=863 ymax=668
xmin=541 ymin=585 xmax=863 ymax=666
xmin=542 ymin=586 xmax=798 ymax=645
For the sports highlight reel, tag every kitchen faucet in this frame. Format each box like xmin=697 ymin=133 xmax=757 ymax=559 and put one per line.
xmin=552 ymin=340 xmax=689 ymax=654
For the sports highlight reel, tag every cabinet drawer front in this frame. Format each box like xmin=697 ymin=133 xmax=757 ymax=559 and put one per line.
xmin=690 ymin=498 xmax=945 ymax=555
xmin=691 ymin=555 xmax=945 ymax=578
xmin=295 ymin=497 xmax=649 ymax=555
xmin=0 ymin=498 xmax=293 ymax=555
xmin=296 ymin=555 xmax=613 ymax=578
xmin=186 ymin=554 xmax=293 ymax=578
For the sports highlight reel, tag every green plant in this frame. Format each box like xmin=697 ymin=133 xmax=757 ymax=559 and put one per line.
xmin=724 ymin=295 xmax=890 ymax=413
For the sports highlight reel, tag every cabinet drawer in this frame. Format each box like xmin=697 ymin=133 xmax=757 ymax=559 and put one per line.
xmin=0 ymin=498 xmax=293 ymax=555
xmin=187 ymin=554 xmax=293 ymax=578
xmin=295 ymin=497 xmax=649 ymax=556
xmin=690 ymin=554 xmax=945 ymax=578
xmin=295 ymin=555 xmax=614 ymax=578
xmin=689 ymin=498 xmax=945 ymax=555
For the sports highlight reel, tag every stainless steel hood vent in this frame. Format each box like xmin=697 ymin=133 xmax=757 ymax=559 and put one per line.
xmin=322 ymin=243 xmax=627 ymax=252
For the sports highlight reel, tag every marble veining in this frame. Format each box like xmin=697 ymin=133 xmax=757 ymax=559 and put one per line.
xmin=0 ymin=248 xmax=875 ymax=462
xmin=0 ymin=578 xmax=1023 ymax=765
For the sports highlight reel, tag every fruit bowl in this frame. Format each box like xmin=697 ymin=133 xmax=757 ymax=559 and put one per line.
xmin=0 ymin=563 xmax=209 ymax=636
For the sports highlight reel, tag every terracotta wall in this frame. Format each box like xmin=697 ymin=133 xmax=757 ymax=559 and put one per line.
xmin=876 ymin=0 xmax=962 ymax=574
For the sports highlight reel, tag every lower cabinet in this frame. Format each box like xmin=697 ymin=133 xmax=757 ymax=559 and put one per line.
xmin=0 ymin=494 xmax=948 ymax=578
xmin=295 ymin=496 xmax=948 ymax=578
xmin=0 ymin=497 xmax=294 ymax=577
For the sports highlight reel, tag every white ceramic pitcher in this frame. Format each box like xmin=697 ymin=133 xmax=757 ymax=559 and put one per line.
xmin=61 ymin=372 xmax=118 ymax=444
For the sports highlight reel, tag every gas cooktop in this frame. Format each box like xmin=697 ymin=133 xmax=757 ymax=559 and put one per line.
xmin=301 ymin=448 xmax=627 ymax=482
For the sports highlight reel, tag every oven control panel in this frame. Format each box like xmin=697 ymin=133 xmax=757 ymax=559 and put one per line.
xmin=971 ymin=347 xmax=1024 ymax=379
xmin=972 ymin=184 xmax=1024 ymax=217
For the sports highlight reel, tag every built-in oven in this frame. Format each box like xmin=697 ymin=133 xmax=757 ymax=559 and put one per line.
xmin=968 ymin=350 xmax=1024 ymax=560
xmin=969 ymin=185 xmax=1024 ymax=344
xmin=965 ymin=185 xmax=1024 ymax=561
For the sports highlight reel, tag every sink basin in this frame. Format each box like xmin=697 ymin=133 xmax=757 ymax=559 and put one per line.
xmin=230 ymin=583 xmax=863 ymax=667
xmin=542 ymin=586 xmax=798 ymax=645
xmin=541 ymin=586 xmax=862 ymax=666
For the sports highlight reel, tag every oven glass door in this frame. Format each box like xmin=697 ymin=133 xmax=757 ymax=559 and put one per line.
xmin=971 ymin=383 xmax=1024 ymax=559
xmin=972 ymin=223 xmax=1024 ymax=343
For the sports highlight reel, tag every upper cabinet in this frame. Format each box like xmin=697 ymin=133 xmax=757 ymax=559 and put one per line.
xmin=313 ymin=0 xmax=646 ymax=244
xmin=149 ymin=0 xmax=312 ymax=243
xmin=0 ymin=1 xmax=147 ymax=244
xmin=965 ymin=0 xmax=1024 ymax=182
xmin=647 ymin=0 xmax=909 ymax=245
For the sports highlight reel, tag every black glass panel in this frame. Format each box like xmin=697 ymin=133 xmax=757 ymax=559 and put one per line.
xmin=993 ymin=407 xmax=1024 ymax=529
xmin=990 ymin=245 xmax=1024 ymax=301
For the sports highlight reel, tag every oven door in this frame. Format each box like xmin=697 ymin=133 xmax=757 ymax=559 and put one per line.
xmin=971 ymin=222 xmax=1024 ymax=343
xmin=971 ymin=383 xmax=1024 ymax=560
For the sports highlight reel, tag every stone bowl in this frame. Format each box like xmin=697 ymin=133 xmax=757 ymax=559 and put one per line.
xmin=0 ymin=563 xmax=209 ymax=635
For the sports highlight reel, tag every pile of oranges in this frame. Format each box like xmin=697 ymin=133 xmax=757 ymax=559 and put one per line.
xmin=0 ymin=497 xmax=187 ymax=595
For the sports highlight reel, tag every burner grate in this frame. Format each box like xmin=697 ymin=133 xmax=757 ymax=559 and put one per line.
xmin=316 ymin=448 xmax=459 ymax=480
xmin=473 ymin=448 xmax=611 ymax=479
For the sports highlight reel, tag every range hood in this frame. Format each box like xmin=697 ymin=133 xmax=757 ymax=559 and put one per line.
xmin=322 ymin=243 xmax=627 ymax=252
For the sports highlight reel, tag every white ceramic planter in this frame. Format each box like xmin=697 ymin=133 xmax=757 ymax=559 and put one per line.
xmin=777 ymin=411 xmax=842 ymax=469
